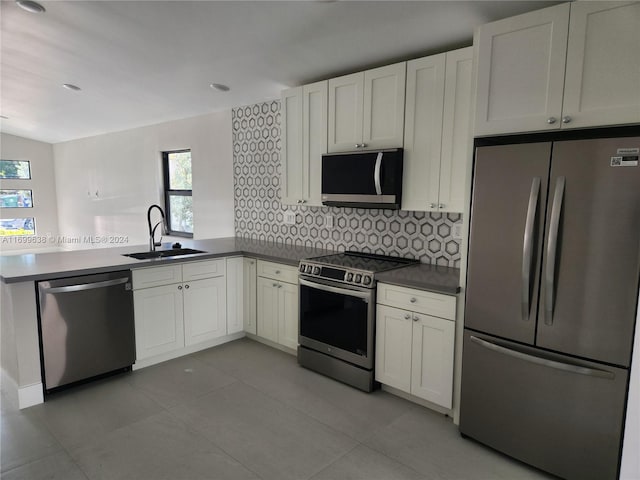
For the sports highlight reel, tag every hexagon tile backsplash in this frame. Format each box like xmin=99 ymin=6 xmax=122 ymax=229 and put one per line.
xmin=232 ymin=100 xmax=462 ymax=267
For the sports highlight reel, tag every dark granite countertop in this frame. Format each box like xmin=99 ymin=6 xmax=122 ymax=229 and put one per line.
xmin=375 ymin=263 xmax=461 ymax=295
xmin=0 ymin=237 xmax=332 ymax=284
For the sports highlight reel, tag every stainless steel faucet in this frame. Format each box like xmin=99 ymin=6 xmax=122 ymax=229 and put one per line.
xmin=147 ymin=204 xmax=168 ymax=251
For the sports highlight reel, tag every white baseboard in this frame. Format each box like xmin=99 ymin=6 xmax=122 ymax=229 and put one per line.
xmin=244 ymin=333 xmax=296 ymax=356
xmin=18 ymin=382 xmax=44 ymax=409
xmin=381 ymin=384 xmax=452 ymax=417
xmin=1 ymin=369 xmax=44 ymax=409
xmin=133 ymin=331 xmax=246 ymax=370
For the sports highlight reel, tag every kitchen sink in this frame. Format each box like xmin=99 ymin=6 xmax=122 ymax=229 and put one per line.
xmin=123 ymin=248 xmax=206 ymax=260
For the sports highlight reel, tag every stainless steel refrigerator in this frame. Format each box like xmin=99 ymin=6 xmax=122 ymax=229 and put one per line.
xmin=460 ymin=137 xmax=640 ymax=480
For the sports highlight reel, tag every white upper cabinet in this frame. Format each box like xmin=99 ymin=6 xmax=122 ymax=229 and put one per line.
xmin=562 ymin=1 xmax=640 ymax=129
xmin=402 ymin=47 xmax=473 ymax=213
xmin=474 ymin=3 xmax=570 ymax=136
xmin=439 ymin=47 xmax=474 ymax=212
xmin=281 ymin=82 xmax=327 ymax=206
xmin=328 ymin=63 xmax=406 ymax=152
xmin=328 ymin=72 xmax=364 ymax=152
xmin=281 ymin=87 xmax=304 ymax=205
xmin=475 ymin=1 xmax=640 ymax=136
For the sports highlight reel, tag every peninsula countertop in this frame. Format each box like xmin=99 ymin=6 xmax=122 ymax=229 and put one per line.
xmin=0 ymin=237 xmax=332 ymax=284
xmin=1 ymin=237 xmax=461 ymax=294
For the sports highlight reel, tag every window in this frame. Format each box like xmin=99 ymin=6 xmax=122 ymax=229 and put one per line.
xmin=1 ymin=160 xmax=36 ymax=236
xmin=162 ymin=150 xmax=193 ymax=237
xmin=0 ymin=190 xmax=33 ymax=208
xmin=0 ymin=218 xmax=35 ymax=236
xmin=0 ymin=160 xmax=31 ymax=179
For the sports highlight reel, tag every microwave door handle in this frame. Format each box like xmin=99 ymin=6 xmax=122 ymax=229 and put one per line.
xmin=374 ymin=152 xmax=383 ymax=195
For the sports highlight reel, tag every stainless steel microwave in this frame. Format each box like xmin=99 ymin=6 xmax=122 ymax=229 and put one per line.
xmin=321 ymin=148 xmax=403 ymax=209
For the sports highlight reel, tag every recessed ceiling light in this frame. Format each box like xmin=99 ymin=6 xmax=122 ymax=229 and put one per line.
xmin=16 ymin=0 xmax=46 ymax=13
xmin=63 ymin=83 xmax=82 ymax=91
xmin=209 ymin=83 xmax=230 ymax=92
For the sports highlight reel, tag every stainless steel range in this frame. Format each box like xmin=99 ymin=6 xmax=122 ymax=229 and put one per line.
xmin=297 ymin=251 xmax=418 ymax=391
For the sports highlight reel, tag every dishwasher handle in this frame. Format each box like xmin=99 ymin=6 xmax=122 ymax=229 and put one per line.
xmin=41 ymin=277 xmax=130 ymax=294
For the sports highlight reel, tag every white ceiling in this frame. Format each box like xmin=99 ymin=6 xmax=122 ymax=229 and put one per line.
xmin=1 ymin=0 xmax=560 ymax=144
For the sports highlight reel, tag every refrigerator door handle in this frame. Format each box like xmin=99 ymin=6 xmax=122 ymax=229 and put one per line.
xmin=545 ymin=176 xmax=565 ymax=326
xmin=521 ymin=177 xmax=541 ymax=321
xmin=469 ymin=336 xmax=615 ymax=380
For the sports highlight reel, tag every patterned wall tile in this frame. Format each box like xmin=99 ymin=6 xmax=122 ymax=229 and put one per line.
xmin=232 ymin=100 xmax=462 ymax=267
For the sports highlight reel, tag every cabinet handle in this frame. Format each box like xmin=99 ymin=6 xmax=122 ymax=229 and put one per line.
xmin=355 ymin=144 xmax=361 ymax=148
xmin=547 ymin=117 xmax=557 ymax=124
xmin=361 ymin=143 xmax=367 ymax=148
xmin=429 ymin=203 xmax=437 ymax=209
xmin=438 ymin=203 xmax=445 ymax=209
xmin=277 ymin=284 xmax=282 ymax=289
xmin=178 ymin=285 xmax=183 ymax=290
xmin=184 ymin=284 xmax=190 ymax=289
xmin=562 ymin=116 xmax=572 ymax=124
xmin=404 ymin=313 xmax=411 ymax=320
xmin=272 ymin=283 xmax=278 ymax=287
xmin=413 ymin=315 xmax=419 ymax=322
xmin=275 ymin=270 xmax=281 ymax=274
xmin=410 ymin=297 xmax=417 ymax=303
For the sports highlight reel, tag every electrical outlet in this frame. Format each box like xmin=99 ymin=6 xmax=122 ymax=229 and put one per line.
xmin=324 ymin=214 xmax=334 ymax=228
xmin=453 ymin=223 xmax=463 ymax=240
xmin=284 ymin=211 xmax=296 ymax=225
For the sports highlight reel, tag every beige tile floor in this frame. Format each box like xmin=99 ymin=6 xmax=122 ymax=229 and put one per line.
xmin=1 ymin=338 xmax=557 ymax=480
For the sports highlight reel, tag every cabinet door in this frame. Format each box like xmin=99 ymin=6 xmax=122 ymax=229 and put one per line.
xmin=410 ymin=314 xmax=455 ymax=409
xmin=474 ymin=3 xmax=570 ymax=135
xmin=133 ymin=284 xmax=184 ymax=359
xmin=257 ymin=276 xmax=279 ymax=343
xmin=562 ymin=1 xmax=640 ymax=129
xmin=281 ymin=87 xmax=304 ymax=205
xmin=278 ymin=281 xmax=299 ymax=350
xmin=226 ymin=257 xmax=244 ymax=335
xmin=375 ymin=305 xmax=412 ymax=392
xmin=439 ymin=47 xmax=473 ymax=213
xmin=328 ymin=72 xmax=364 ymax=153
xmin=183 ymin=276 xmax=227 ymax=346
xmin=243 ymin=258 xmax=257 ymax=335
xmin=362 ymin=62 xmax=406 ymax=150
xmin=401 ymin=54 xmax=446 ymax=211
xmin=302 ymin=81 xmax=327 ymax=206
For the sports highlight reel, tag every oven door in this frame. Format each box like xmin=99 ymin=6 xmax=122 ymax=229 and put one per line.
xmin=299 ymin=277 xmax=375 ymax=369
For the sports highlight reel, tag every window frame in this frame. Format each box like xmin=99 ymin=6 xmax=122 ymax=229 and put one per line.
xmin=162 ymin=149 xmax=193 ymax=238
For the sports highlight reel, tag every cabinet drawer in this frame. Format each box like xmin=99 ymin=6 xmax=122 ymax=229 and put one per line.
xmin=182 ymin=259 xmax=226 ymax=281
xmin=132 ymin=265 xmax=183 ymax=290
xmin=257 ymin=260 xmax=298 ymax=284
xmin=377 ymin=283 xmax=456 ymax=320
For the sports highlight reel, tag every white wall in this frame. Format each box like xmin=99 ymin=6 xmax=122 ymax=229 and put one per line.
xmin=0 ymin=133 xmax=59 ymax=253
xmin=52 ymin=111 xmax=234 ymax=249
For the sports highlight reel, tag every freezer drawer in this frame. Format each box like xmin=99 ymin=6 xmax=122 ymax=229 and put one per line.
xmin=460 ymin=330 xmax=628 ymax=480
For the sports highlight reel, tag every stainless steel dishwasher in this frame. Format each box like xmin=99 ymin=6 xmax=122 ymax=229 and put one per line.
xmin=37 ymin=270 xmax=136 ymax=393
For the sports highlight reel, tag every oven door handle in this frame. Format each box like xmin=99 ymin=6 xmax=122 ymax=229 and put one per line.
xmin=299 ymin=278 xmax=372 ymax=300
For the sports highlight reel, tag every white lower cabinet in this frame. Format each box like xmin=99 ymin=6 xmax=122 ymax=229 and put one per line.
xmin=133 ymin=283 xmax=185 ymax=359
xmin=256 ymin=260 xmax=299 ymax=350
xmin=132 ymin=259 xmax=228 ymax=363
xmin=376 ymin=283 xmax=456 ymax=409
xmin=183 ymin=276 xmax=227 ymax=345
xmin=243 ymin=258 xmax=257 ymax=335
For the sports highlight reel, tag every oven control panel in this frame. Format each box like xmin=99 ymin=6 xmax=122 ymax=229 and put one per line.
xmin=299 ymin=262 xmax=373 ymax=288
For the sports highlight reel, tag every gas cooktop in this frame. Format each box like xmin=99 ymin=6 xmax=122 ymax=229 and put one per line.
xmin=299 ymin=251 xmax=419 ymax=288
